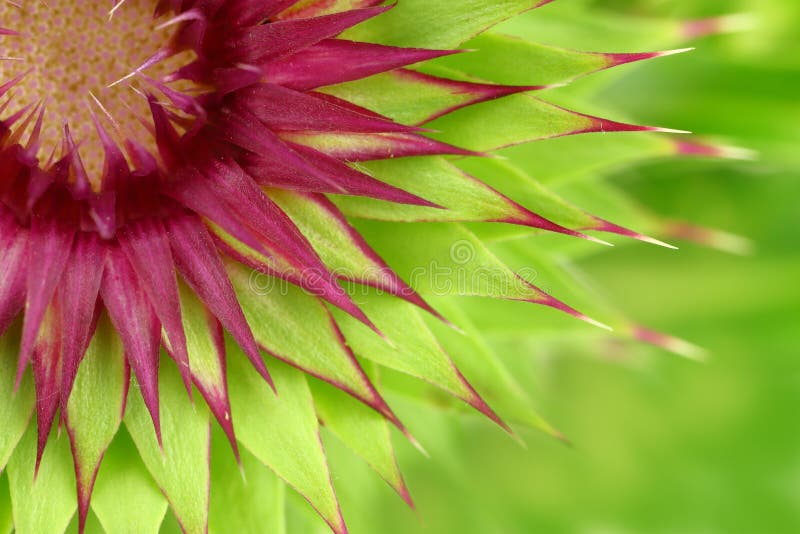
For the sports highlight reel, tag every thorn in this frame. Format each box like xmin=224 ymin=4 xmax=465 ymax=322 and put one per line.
xmin=651 ymin=126 xmax=693 ymax=135
xmin=635 ymin=234 xmax=679 ymax=250
xmin=582 ymin=234 xmax=615 ymax=247
xmin=657 ymin=47 xmax=696 ymax=57
xmin=576 ymin=314 xmax=614 ymax=332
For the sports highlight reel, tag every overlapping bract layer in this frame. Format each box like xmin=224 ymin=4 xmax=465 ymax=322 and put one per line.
xmin=0 ymin=1 xmax=739 ymax=533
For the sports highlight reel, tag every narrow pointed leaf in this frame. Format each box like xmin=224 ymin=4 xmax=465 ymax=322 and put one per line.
xmin=166 ymin=212 xmax=273 ymax=387
xmin=226 ymin=261 xmax=398 ymax=424
xmin=352 ymin=221 xmax=601 ymax=326
xmin=0 ymin=474 xmax=11 ymax=534
xmin=428 ymin=32 xmax=688 ymax=86
xmin=427 ymin=93 xmax=664 ymax=152
xmin=332 ymin=156 xmax=598 ymax=241
xmin=91 ymin=434 xmax=169 ymax=534
xmin=0 ymin=323 xmax=33 ymax=472
xmin=322 ymin=69 xmax=542 ymax=126
xmin=311 ymin=380 xmax=412 ymax=505
xmin=119 ymin=219 xmax=192 ymax=396
xmin=209 ymin=429 xmax=286 ymax=534
xmin=178 ymin=283 xmax=238 ymax=457
xmin=262 ymin=39 xmax=455 ymax=91
xmin=124 ymin=362 xmax=211 ymax=534
xmin=59 ymin=232 xmax=105 ymax=412
xmin=281 ymin=131 xmax=474 ymax=161
xmin=343 ymin=0 xmax=551 ymax=48
xmin=495 ymin=126 xmax=678 ymax=186
xmin=64 ymin=314 xmax=127 ymax=533
xmin=101 ymin=245 xmax=163 ymax=443
xmin=425 ymin=297 xmax=562 ymax=435
xmin=31 ymin=302 xmax=62 ymax=470
xmin=267 ymin=189 xmax=440 ymax=317
xmin=334 ymin=291 xmax=506 ymax=430
xmin=6 ymin=426 xmax=76 ymax=534
xmin=227 ymin=350 xmax=346 ymax=534
xmin=19 ymin=216 xmax=75 ymax=382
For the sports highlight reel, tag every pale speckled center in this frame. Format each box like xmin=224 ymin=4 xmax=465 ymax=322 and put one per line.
xmin=0 ymin=0 xmax=178 ymax=179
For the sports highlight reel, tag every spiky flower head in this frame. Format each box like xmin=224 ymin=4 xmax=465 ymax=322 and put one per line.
xmin=0 ymin=1 xmax=738 ymax=532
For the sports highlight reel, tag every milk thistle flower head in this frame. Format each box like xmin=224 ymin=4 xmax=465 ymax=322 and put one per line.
xmin=0 ymin=1 xmax=734 ymax=532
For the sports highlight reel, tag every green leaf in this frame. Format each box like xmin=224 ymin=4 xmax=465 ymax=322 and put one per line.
xmin=266 ymin=190 xmax=399 ymax=291
xmin=0 ymin=323 xmax=34 ymax=472
xmin=494 ymin=130 xmax=675 ymax=186
xmin=227 ymin=261 xmax=391 ymax=419
xmin=7 ymin=426 xmax=76 ymax=534
xmin=426 ymin=93 xmax=630 ymax=152
xmin=177 ymin=283 xmax=237 ymax=454
xmin=494 ymin=3 xmax=686 ymax=50
xmin=0 ymin=473 xmax=11 ymax=534
xmin=321 ymin=71 xmax=478 ymax=126
xmin=209 ymin=428 xmax=286 ymax=534
xmin=226 ymin=350 xmax=346 ymax=534
xmin=427 ymin=33 xmax=613 ymax=86
xmin=352 ymin=221 xmax=548 ymax=303
xmin=333 ymin=157 xmax=533 ymax=224
xmin=91 ymin=433 xmax=168 ymax=534
xmin=333 ymin=291 xmax=505 ymax=429
xmin=64 ymin=314 xmax=126 ymax=529
xmin=310 ymin=379 xmax=412 ymax=505
xmin=321 ymin=67 xmax=538 ymax=126
xmin=343 ymin=0 xmax=548 ymax=48
xmin=333 ymin=157 xmax=605 ymax=244
xmin=124 ymin=362 xmax=211 ymax=534
xmin=423 ymin=297 xmax=562 ymax=436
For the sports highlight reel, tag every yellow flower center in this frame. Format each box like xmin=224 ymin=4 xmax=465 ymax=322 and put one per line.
xmin=0 ymin=0 xmax=183 ymax=180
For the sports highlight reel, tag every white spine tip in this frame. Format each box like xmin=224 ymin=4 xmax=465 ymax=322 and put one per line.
xmin=654 ymin=127 xmax=693 ymax=135
xmin=584 ymin=235 xmax=615 ymax=247
xmin=717 ymin=13 xmax=759 ymax=33
xmin=579 ymin=315 xmax=614 ymax=332
xmin=669 ymin=340 xmax=710 ymax=362
xmin=721 ymin=146 xmax=760 ymax=161
xmin=657 ymin=47 xmax=696 ymax=57
xmin=639 ymin=235 xmax=680 ymax=250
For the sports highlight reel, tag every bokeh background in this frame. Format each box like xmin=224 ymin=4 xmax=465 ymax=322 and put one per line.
xmin=300 ymin=2 xmax=800 ymax=533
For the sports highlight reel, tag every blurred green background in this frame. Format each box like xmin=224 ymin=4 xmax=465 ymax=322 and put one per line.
xmin=304 ymin=2 xmax=800 ymax=533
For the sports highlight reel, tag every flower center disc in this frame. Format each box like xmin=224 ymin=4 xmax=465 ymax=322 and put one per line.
xmin=1 ymin=0 xmax=174 ymax=178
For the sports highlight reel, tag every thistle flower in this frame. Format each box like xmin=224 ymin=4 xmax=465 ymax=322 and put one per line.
xmin=0 ymin=1 xmax=735 ymax=533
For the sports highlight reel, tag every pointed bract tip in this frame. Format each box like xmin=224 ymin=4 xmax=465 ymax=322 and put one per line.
xmin=605 ymin=48 xmax=694 ymax=67
xmin=661 ymin=221 xmax=754 ymax=255
xmin=590 ymin=218 xmax=678 ymax=249
xmin=635 ymin=234 xmax=679 ymax=250
xmin=445 ymin=320 xmax=466 ymax=335
xmin=674 ymin=139 xmax=759 ymax=161
xmin=578 ymin=115 xmax=689 ymax=136
xmin=380 ymin=331 xmax=397 ymax=349
xmin=577 ymin=314 xmax=614 ymax=332
xmin=398 ymin=483 xmax=416 ymax=509
xmin=633 ymin=326 xmax=708 ymax=362
xmin=405 ymin=431 xmax=429 ymax=458
xmin=541 ymin=82 xmax=569 ymax=90
xmin=683 ymin=13 xmax=757 ymax=39
xmin=539 ymin=294 xmax=613 ymax=331
xmin=657 ymin=47 xmax=696 ymax=57
xmin=582 ymin=234 xmax=615 ymax=247
xmin=468 ymin=394 xmax=514 ymax=435
xmin=650 ymin=126 xmax=693 ymax=135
